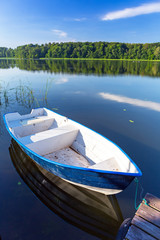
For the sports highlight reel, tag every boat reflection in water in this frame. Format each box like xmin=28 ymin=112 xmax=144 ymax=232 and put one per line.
xmin=9 ymin=139 xmax=123 ymax=240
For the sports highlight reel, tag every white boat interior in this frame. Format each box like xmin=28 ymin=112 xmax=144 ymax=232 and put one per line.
xmin=5 ymin=108 xmax=139 ymax=173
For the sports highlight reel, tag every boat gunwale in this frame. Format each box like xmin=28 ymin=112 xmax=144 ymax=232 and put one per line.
xmin=3 ymin=108 xmax=142 ymax=177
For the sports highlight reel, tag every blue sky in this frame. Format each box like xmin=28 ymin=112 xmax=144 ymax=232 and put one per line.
xmin=1 ymin=0 xmax=160 ymax=48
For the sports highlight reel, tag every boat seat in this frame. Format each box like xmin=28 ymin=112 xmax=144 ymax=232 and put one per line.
xmin=9 ymin=115 xmax=54 ymax=128
xmin=10 ymin=116 xmax=55 ymax=138
xmin=19 ymin=124 xmax=79 ymax=156
xmin=89 ymin=157 xmax=120 ymax=171
xmin=20 ymin=116 xmax=53 ymax=126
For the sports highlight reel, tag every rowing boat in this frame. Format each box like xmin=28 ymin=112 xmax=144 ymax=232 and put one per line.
xmin=4 ymin=107 xmax=142 ymax=195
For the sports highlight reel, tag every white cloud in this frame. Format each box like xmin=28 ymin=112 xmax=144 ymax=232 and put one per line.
xmin=102 ymin=2 xmax=160 ymax=21
xmin=52 ymin=29 xmax=67 ymax=38
xmin=99 ymin=92 xmax=160 ymax=112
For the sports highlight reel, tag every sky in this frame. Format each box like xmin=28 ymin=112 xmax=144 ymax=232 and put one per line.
xmin=1 ymin=0 xmax=160 ymax=48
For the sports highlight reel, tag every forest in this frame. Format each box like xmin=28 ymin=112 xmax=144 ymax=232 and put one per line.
xmin=0 ymin=41 xmax=160 ymax=60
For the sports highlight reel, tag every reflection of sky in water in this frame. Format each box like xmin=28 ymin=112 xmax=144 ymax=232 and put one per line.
xmin=99 ymin=92 xmax=160 ymax=112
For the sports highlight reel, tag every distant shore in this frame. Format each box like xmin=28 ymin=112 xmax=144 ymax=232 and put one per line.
xmin=1 ymin=42 xmax=160 ymax=60
xmin=1 ymin=57 xmax=160 ymax=62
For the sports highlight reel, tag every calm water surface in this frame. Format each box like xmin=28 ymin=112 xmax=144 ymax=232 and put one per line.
xmin=0 ymin=59 xmax=160 ymax=240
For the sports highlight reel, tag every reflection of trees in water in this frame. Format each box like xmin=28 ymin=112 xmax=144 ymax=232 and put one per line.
xmin=0 ymin=79 xmax=52 ymax=109
xmin=1 ymin=59 xmax=160 ymax=76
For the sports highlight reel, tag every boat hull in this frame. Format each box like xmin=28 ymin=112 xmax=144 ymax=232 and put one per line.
xmin=4 ymin=107 xmax=142 ymax=195
xmin=21 ymin=145 xmax=134 ymax=195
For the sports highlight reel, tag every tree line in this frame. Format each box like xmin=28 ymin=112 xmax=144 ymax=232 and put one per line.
xmin=0 ymin=42 xmax=160 ymax=60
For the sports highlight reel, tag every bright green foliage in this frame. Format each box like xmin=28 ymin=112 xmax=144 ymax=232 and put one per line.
xmin=1 ymin=41 xmax=160 ymax=60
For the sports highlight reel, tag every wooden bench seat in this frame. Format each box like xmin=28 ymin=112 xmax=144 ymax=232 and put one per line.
xmin=9 ymin=115 xmax=54 ymax=128
xmin=20 ymin=116 xmax=53 ymax=126
xmin=19 ymin=124 xmax=79 ymax=156
xmin=10 ymin=116 xmax=55 ymax=138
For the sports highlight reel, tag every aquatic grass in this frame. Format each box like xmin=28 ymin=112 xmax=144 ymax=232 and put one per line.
xmin=0 ymin=77 xmax=54 ymax=110
xmin=44 ymin=79 xmax=53 ymax=102
xmin=2 ymin=82 xmax=10 ymax=107
xmin=34 ymin=97 xmax=40 ymax=108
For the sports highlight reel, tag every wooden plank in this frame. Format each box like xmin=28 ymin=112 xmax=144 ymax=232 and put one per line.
xmin=44 ymin=147 xmax=90 ymax=168
xmin=145 ymin=193 xmax=160 ymax=212
xmin=136 ymin=203 xmax=160 ymax=228
xmin=132 ymin=215 xmax=160 ymax=239
xmin=125 ymin=225 xmax=156 ymax=240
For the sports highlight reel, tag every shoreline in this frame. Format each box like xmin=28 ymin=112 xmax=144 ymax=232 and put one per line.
xmin=0 ymin=57 xmax=160 ymax=62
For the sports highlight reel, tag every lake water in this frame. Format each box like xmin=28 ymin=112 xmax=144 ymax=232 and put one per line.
xmin=0 ymin=59 xmax=160 ymax=240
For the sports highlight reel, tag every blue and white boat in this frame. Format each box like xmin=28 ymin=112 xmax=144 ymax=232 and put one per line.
xmin=4 ymin=108 xmax=142 ymax=195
